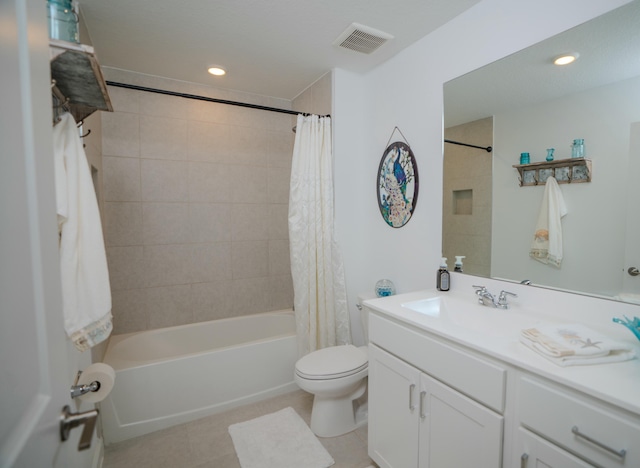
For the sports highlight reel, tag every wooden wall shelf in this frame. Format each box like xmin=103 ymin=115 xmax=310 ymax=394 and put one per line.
xmin=50 ymin=39 xmax=113 ymax=123
xmin=512 ymin=158 xmax=592 ymax=186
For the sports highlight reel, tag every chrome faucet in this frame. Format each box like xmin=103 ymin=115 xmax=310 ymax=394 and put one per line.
xmin=473 ymin=285 xmax=517 ymax=309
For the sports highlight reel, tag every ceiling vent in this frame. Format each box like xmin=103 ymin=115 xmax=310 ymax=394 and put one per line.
xmin=333 ymin=23 xmax=394 ymax=55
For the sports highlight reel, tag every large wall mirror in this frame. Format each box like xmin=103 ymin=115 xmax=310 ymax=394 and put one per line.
xmin=443 ymin=0 xmax=640 ymax=304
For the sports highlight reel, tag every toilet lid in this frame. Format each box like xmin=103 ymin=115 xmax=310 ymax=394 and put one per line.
xmin=295 ymin=345 xmax=368 ymax=380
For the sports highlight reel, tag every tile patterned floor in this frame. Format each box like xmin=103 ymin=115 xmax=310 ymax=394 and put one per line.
xmin=103 ymin=390 xmax=377 ymax=468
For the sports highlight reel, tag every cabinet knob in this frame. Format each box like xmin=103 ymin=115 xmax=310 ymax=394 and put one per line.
xmin=520 ymin=453 xmax=528 ymax=468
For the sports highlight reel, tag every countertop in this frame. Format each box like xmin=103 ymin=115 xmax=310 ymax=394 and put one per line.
xmin=363 ymin=288 xmax=640 ymax=417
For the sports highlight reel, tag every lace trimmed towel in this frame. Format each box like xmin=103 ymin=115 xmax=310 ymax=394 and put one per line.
xmin=529 ymin=176 xmax=567 ymax=267
xmin=520 ymin=323 xmax=636 ymax=366
xmin=53 ymin=113 xmax=112 ymax=351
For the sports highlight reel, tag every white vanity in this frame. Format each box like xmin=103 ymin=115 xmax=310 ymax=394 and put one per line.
xmin=364 ymin=277 xmax=640 ymax=468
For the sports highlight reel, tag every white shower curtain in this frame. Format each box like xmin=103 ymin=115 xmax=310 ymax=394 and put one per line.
xmin=289 ymin=114 xmax=351 ymax=357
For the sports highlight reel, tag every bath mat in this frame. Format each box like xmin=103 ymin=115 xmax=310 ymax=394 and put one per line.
xmin=228 ymin=407 xmax=335 ymax=468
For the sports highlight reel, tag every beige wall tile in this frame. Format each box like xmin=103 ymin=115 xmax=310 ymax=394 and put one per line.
xmin=140 ymin=115 xmax=187 ymax=160
xmin=232 ymin=277 xmax=268 ymax=315
xmin=268 ymin=239 xmax=290 ymax=276
xmin=142 ymin=202 xmax=190 ymax=245
xmin=268 ymin=275 xmax=294 ymax=311
xmin=188 ymin=162 xmax=234 ymax=203
xmin=146 ymin=285 xmax=193 ymax=329
xmin=191 ymin=281 xmax=234 ymax=322
xmin=267 ymin=130 xmax=294 ymax=168
xmin=106 ymin=246 xmax=146 ymax=290
xmin=187 ymin=121 xmax=230 ymax=163
xmin=139 ymin=92 xmax=189 ymax=119
xmin=189 ymin=243 xmax=232 ymax=283
xmin=189 ymin=203 xmax=232 ymax=243
xmin=267 ymin=166 xmax=291 ymax=203
xmin=104 ymin=202 xmax=143 ymax=246
xmin=187 ymin=99 xmax=229 ymax=125
xmin=103 ymin=156 xmax=141 ymax=202
xmin=268 ymin=204 xmax=289 ymax=240
xmin=231 ymin=165 xmax=267 ymax=203
xmin=107 ymin=86 xmax=140 ymax=114
xmin=141 ymin=159 xmax=188 ymax=202
xmin=110 ymin=288 xmax=147 ymax=334
xmin=102 ymin=112 xmax=140 ymax=158
xmin=143 ymin=244 xmax=191 ymax=287
xmin=228 ymin=128 xmax=268 ymax=166
xmin=231 ymin=204 xmax=269 ymax=241
xmin=232 ymin=240 xmax=269 ymax=279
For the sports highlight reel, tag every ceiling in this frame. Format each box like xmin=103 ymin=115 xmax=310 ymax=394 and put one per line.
xmin=444 ymin=0 xmax=640 ymax=127
xmin=78 ymin=0 xmax=481 ymax=101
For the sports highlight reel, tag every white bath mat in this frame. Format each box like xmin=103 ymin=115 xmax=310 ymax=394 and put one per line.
xmin=228 ymin=407 xmax=335 ymax=468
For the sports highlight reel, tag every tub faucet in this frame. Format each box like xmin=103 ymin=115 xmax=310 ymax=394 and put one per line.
xmin=473 ymin=285 xmax=517 ymax=309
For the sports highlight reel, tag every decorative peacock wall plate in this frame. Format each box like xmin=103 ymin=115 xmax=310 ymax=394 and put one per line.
xmin=377 ymin=141 xmax=419 ymax=228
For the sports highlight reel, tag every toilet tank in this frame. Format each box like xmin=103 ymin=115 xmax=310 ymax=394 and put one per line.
xmin=357 ymin=293 xmax=377 ymax=344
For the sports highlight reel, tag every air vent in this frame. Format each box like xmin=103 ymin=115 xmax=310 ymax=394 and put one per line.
xmin=333 ymin=23 xmax=394 ymax=55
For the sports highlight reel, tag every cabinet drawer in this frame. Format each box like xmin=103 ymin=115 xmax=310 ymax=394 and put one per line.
xmin=518 ymin=376 xmax=640 ymax=467
xmin=369 ymin=312 xmax=506 ymax=413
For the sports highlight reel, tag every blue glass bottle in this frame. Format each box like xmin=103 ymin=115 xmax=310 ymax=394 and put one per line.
xmin=546 ymin=148 xmax=555 ymax=161
xmin=571 ymin=139 xmax=585 ymax=158
xmin=47 ymin=0 xmax=79 ymax=43
xmin=520 ymin=152 xmax=530 ymax=164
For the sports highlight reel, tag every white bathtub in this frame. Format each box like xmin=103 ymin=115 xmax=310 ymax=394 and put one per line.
xmin=100 ymin=310 xmax=297 ymax=444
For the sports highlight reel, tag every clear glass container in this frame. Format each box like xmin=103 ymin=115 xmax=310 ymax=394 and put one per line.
xmin=47 ymin=0 xmax=79 ymax=43
xmin=571 ymin=139 xmax=585 ymax=158
xmin=375 ymin=279 xmax=396 ymax=297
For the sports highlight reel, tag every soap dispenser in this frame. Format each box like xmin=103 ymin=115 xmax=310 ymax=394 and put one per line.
xmin=436 ymin=257 xmax=450 ymax=291
xmin=454 ymin=256 xmax=465 ymax=272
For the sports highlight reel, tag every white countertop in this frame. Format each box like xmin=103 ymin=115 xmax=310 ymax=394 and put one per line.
xmin=363 ymin=288 xmax=640 ymax=416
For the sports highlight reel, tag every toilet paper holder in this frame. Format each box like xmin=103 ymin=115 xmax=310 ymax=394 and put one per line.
xmin=70 ymin=370 xmax=100 ymax=398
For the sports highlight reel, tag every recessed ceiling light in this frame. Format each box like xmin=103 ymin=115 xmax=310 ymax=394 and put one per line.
xmin=553 ymin=53 xmax=579 ymax=66
xmin=207 ymin=66 xmax=226 ymax=76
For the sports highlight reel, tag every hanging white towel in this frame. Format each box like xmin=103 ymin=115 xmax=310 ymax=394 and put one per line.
xmin=529 ymin=176 xmax=567 ymax=267
xmin=53 ymin=113 xmax=112 ymax=351
xmin=520 ymin=323 xmax=636 ymax=367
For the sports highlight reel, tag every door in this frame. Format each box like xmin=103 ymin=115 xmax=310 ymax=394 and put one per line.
xmin=421 ymin=374 xmax=503 ymax=468
xmin=515 ymin=428 xmax=595 ymax=468
xmin=0 ymin=0 xmax=75 ymax=466
xmin=368 ymin=344 xmax=421 ymax=468
xmin=622 ymin=122 xmax=640 ymax=296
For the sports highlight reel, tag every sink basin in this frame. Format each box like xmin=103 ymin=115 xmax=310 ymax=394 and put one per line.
xmin=402 ymin=295 xmax=539 ymax=338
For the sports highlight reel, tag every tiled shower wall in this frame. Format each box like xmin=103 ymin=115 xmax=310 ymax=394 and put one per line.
xmin=101 ymin=69 xmax=296 ymax=334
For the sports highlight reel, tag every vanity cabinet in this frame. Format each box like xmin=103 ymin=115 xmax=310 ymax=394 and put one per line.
xmin=368 ymin=312 xmax=505 ymax=468
xmin=513 ymin=376 xmax=639 ymax=467
xmin=369 ymin=344 xmax=503 ymax=468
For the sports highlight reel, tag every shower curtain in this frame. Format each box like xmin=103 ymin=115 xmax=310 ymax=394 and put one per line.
xmin=288 ymin=114 xmax=351 ymax=356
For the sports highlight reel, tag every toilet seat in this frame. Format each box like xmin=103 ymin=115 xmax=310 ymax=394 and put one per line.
xmin=295 ymin=345 xmax=368 ymax=380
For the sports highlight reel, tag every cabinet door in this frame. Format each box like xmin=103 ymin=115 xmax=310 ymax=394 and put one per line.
xmin=515 ymin=427 xmax=595 ymax=468
xmin=420 ymin=374 xmax=503 ymax=468
xmin=369 ymin=344 xmax=421 ymax=468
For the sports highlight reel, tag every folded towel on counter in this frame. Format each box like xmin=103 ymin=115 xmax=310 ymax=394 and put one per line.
xmin=520 ymin=323 xmax=636 ymax=366
xmin=54 ymin=113 xmax=112 ymax=351
xmin=529 ymin=176 xmax=567 ymax=268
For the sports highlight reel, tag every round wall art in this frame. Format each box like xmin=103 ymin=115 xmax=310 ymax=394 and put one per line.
xmin=377 ymin=141 xmax=419 ymax=228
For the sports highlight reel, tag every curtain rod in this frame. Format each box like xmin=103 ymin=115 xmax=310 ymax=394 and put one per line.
xmin=105 ymin=81 xmax=330 ymax=118
xmin=444 ymin=139 xmax=492 ymax=153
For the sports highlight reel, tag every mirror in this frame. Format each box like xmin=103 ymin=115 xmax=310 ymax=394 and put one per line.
xmin=443 ymin=1 xmax=640 ymax=304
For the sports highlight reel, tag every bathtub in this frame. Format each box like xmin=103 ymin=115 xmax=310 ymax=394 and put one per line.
xmin=100 ymin=310 xmax=298 ymax=444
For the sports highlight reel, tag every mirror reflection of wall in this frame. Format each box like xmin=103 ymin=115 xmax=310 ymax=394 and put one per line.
xmin=443 ymin=117 xmax=493 ymax=277
xmin=443 ymin=0 xmax=640 ymax=302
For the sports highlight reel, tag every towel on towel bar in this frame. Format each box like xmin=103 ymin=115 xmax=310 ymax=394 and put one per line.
xmin=53 ymin=113 xmax=112 ymax=351
xmin=529 ymin=176 xmax=567 ymax=267
xmin=520 ymin=323 xmax=636 ymax=366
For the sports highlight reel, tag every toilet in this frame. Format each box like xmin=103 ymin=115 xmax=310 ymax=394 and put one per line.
xmin=294 ymin=294 xmax=373 ymax=437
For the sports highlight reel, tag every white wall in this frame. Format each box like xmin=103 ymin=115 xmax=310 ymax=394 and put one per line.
xmin=492 ymin=76 xmax=640 ymax=297
xmin=332 ymin=0 xmax=632 ymax=344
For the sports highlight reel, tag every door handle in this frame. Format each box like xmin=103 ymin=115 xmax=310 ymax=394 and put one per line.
xmin=628 ymin=267 xmax=639 ymax=276
xmin=60 ymin=405 xmax=99 ymax=451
